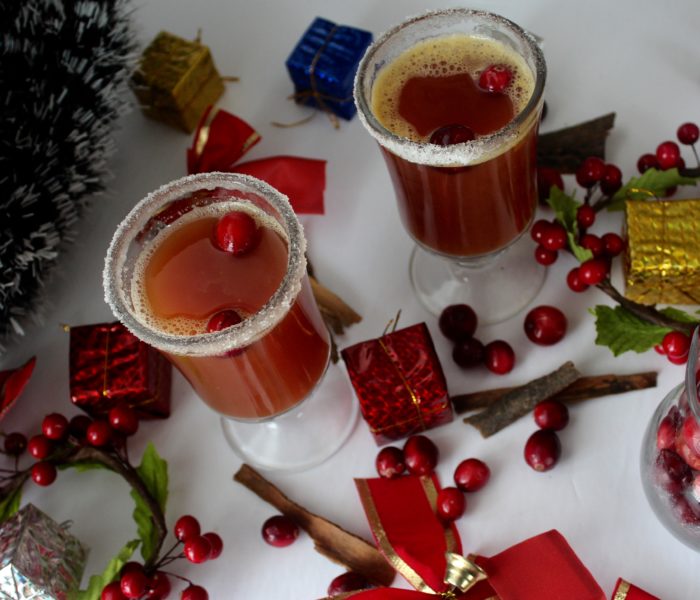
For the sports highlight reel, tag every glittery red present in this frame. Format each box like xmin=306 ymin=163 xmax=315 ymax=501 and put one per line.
xmin=611 ymin=578 xmax=660 ymax=600
xmin=69 ymin=322 xmax=171 ymax=419
xmin=341 ymin=322 xmax=452 ymax=445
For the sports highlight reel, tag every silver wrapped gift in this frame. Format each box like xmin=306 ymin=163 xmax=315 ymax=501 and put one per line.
xmin=0 ymin=504 xmax=88 ymax=600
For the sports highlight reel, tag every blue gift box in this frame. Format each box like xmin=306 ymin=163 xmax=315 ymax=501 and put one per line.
xmin=285 ymin=17 xmax=373 ymax=121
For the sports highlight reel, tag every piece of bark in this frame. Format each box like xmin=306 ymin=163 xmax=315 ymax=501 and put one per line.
xmin=310 ymin=276 xmax=362 ymax=334
xmin=452 ymin=371 xmax=657 ymax=414
xmin=464 ymin=362 xmax=581 ymax=437
xmin=537 ymin=112 xmax=616 ymax=173
xmin=234 ymin=464 xmax=395 ymax=587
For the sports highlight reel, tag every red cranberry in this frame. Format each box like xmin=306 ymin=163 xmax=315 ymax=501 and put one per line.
xmin=524 ymin=430 xmax=561 ymax=472
xmin=530 ymin=219 xmax=551 ymax=243
xmin=429 ymin=124 xmax=476 ymax=146
xmin=108 ymin=406 xmax=139 ymax=436
xmin=602 ymin=232 xmax=624 ymax=257
xmin=524 ymin=306 xmax=567 ymax=346
xmin=540 ymin=223 xmax=567 ymax=251
xmin=120 ymin=570 xmax=148 ymax=599
xmin=662 ymin=331 xmax=691 ymax=360
xmin=202 ymin=532 xmax=223 ymax=559
xmin=120 ymin=562 xmax=145 ymax=578
xmin=101 ymin=582 xmax=127 ymax=600
xmin=327 ymin=572 xmax=373 ymax=597
xmin=31 ymin=461 xmax=57 ymax=486
xmin=453 ymin=458 xmax=490 ymax=492
xmin=600 ymin=164 xmax=623 ymax=195
xmin=566 ymin=268 xmax=589 ymax=293
xmin=675 ymin=434 xmax=700 ymax=470
xmin=678 ymin=122 xmax=700 ymax=145
xmin=375 ymin=446 xmax=406 ymax=479
xmin=681 ymin=413 xmax=700 ymax=455
xmin=534 ymin=245 xmax=558 ymax=266
xmin=637 ymin=153 xmax=659 ymax=173
xmin=692 ymin=474 xmax=700 ymax=503
xmin=578 ymin=258 xmax=609 ymax=285
xmin=657 ymin=415 xmax=679 ymax=450
xmin=580 ymin=233 xmax=604 ymax=258
xmin=27 ymin=434 xmax=53 ymax=459
xmin=484 ymin=340 xmax=515 ymax=375
xmin=184 ymin=536 xmax=212 ymax=563
xmin=478 ymin=64 xmax=512 ymax=92
xmin=537 ymin=167 xmax=563 ymax=205
xmin=86 ymin=421 xmax=112 ymax=447
xmin=575 ymin=156 xmax=605 ymax=188
xmin=655 ymin=448 xmax=692 ymax=493
xmin=576 ymin=205 xmax=596 ymax=228
xmin=174 ymin=515 xmax=201 ymax=542
xmin=436 ymin=487 xmax=466 ymax=522
xmin=654 ymin=344 xmax=666 ymax=355
xmin=181 ymin=585 xmax=209 ymax=600
xmin=533 ymin=400 xmax=569 ymax=431
xmin=206 ymin=309 xmax=243 ymax=333
xmin=439 ymin=304 xmax=477 ymax=341
xmin=42 ymin=413 xmax=69 ymax=441
xmin=262 ymin=515 xmax=299 ymax=547
xmin=214 ymin=211 xmax=259 ymax=255
xmin=656 ymin=141 xmax=681 ymax=170
xmin=452 ymin=338 xmax=485 ymax=368
xmin=145 ymin=572 xmax=171 ymax=599
xmin=3 ymin=432 xmax=27 ymax=455
xmin=403 ymin=435 xmax=439 ymax=476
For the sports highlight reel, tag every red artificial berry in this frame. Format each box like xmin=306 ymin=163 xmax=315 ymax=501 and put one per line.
xmin=206 ymin=309 xmax=243 ymax=333
xmin=668 ymin=354 xmax=689 ymax=365
xmin=540 ymin=223 xmax=567 ymax=251
xmin=429 ymin=124 xmax=476 ymax=146
xmin=580 ymin=233 xmax=604 ymax=258
xmin=101 ymin=582 xmax=127 ymax=600
xmin=578 ymin=258 xmax=609 ymax=285
xmin=214 ymin=211 xmax=259 ymax=255
xmin=677 ymin=122 xmax=700 ymax=146
xmin=533 ymin=400 xmax=569 ymax=431
xmin=524 ymin=305 xmax=567 ymax=346
xmin=664 ymin=185 xmax=678 ymax=198
xmin=637 ymin=153 xmax=659 ymax=173
xmin=453 ymin=458 xmax=491 ymax=492
xmin=484 ymin=340 xmax=515 ymax=375
xmin=4 ymin=432 xmax=27 ymax=455
xmin=181 ymin=585 xmax=208 ymax=600
xmin=109 ymin=406 xmax=139 ymax=436
xmin=654 ymin=344 xmax=666 ymax=355
xmin=662 ymin=331 xmax=691 ymax=360
xmin=436 ymin=487 xmax=466 ymax=522
xmin=327 ymin=572 xmax=373 ymax=597
xmin=575 ymin=156 xmax=605 ymax=188
xmin=120 ymin=562 xmax=145 ymax=578
xmin=452 ymin=338 xmax=485 ymax=368
xmin=537 ymin=167 xmax=564 ymax=205
xmin=375 ymin=446 xmax=406 ymax=479
xmin=403 ymin=434 xmax=439 ymax=476
xmin=534 ymin=245 xmax=558 ymax=266
xmin=184 ymin=536 xmax=212 ymax=564
xmin=657 ymin=415 xmax=679 ymax=450
xmin=478 ymin=64 xmax=512 ymax=93
xmin=27 ymin=434 xmax=53 ymax=459
xmin=524 ymin=430 xmax=561 ymax=472
xmin=31 ymin=461 xmax=57 ymax=486
xmin=438 ymin=304 xmax=478 ymax=342
xmin=602 ymin=232 xmax=625 ymax=257
xmin=202 ymin=532 xmax=223 ymax=559
xmin=120 ymin=570 xmax=148 ymax=599
xmin=69 ymin=414 xmax=93 ymax=439
xmin=530 ymin=219 xmax=551 ymax=243
xmin=174 ymin=515 xmax=201 ymax=542
xmin=42 ymin=413 xmax=69 ymax=441
xmin=262 ymin=515 xmax=299 ymax=547
xmin=656 ymin=141 xmax=681 ymax=170
xmin=655 ymin=448 xmax=692 ymax=494
xmin=146 ymin=572 xmax=171 ymax=599
xmin=86 ymin=421 xmax=112 ymax=447
xmin=566 ymin=268 xmax=589 ymax=293
xmin=600 ymin=164 xmax=623 ymax=195
xmin=576 ymin=205 xmax=596 ymax=228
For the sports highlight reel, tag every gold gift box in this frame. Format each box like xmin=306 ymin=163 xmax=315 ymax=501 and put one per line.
xmin=624 ymin=198 xmax=700 ymax=304
xmin=131 ymin=31 xmax=225 ymax=132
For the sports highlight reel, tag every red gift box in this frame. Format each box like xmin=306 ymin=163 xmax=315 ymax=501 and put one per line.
xmin=341 ymin=322 xmax=452 ymax=444
xmin=69 ymin=322 xmax=171 ymax=419
xmin=611 ymin=579 xmax=660 ymax=600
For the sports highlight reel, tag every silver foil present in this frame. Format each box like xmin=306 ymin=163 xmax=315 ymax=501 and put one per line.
xmin=0 ymin=504 xmax=88 ymax=600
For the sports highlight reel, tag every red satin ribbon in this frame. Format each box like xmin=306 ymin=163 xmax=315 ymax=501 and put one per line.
xmin=186 ymin=106 xmax=326 ymax=214
xmin=0 ymin=356 xmax=35 ymax=422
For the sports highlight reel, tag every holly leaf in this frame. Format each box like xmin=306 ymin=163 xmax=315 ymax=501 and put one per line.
xmin=130 ymin=443 xmax=168 ymax=563
xmin=608 ymin=168 xmax=698 ymax=211
xmin=59 ymin=461 xmax=108 ymax=473
xmin=590 ymin=305 xmax=672 ymax=355
xmin=546 ymin=187 xmax=593 ymax=262
xmin=0 ymin=486 xmax=21 ymax=522
xmin=659 ymin=306 xmax=700 ymax=324
xmin=74 ymin=539 xmax=140 ymax=600
xmin=567 ymin=232 xmax=593 ymax=263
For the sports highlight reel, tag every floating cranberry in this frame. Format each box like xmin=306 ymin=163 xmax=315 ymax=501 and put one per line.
xmin=566 ymin=268 xmax=589 ymax=293
xmin=524 ymin=306 xmax=567 ymax=346
xmin=429 ymin=124 xmax=476 ymax=146
xmin=452 ymin=338 xmax=485 ymax=368
xmin=27 ymin=434 xmax=53 ymax=460
xmin=146 ymin=572 xmax=171 ymax=599
xmin=655 ymin=448 xmax=692 ymax=494
xmin=602 ymin=232 xmax=625 ymax=257
xmin=534 ymin=245 xmax=558 ymax=266
xmin=214 ymin=211 xmax=259 ymax=255
xmin=436 ymin=487 xmax=466 ymax=522
xmin=478 ymin=64 xmax=512 ymax=92
xmin=42 ymin=413 xmax=69 ymax=441
xmin=109 ymin=406 xmax=139 ymax=436
xmin=184 ymin=536 xmax=212 ymax=564
xmin=662 ymin=331 xmax=691 ymax=360
xmin=404 ymin=435 xmax=439 ymax=476
xmin=637 ymin=153 xmax=659 ymax=173
xmin=31 ymin=461 xmax=57 ymax=486
xmin=375 ymin=446 xmax=406 ymax=479
xmin=657 ymin=415 xmax=679 ymax=450
xmin=681 ymin=413 xmax=700 ymax=456
xmin=540 ymin=223 xmax=567 ymax=251
xmin=533 ymin=400 xmax=569 ymax=431
xmin=439 ymin=304 xmax=477 ymax=342
xmin=181 ymin=585 xmax=209 ymax=600
xmin=484 ymin=340 xmax=515 ymax=375
xmin=524 ymin=430 xmax=561 ymax=472
xmin=101 ymin=582 xmax=127 ymax=600
xmin=578 ymin=258 xmax=609 ymax=286
xmin=121 ymin=570 xmax=148 ymax=599
xmin=675 ymin=434 xmax=700 ymax=470
xmin=537 ymin=167 xmax=563 ymax=205
xmin=600 ymin=164 xmax=623 ymax=195
xmin=580 ymin=233 xmax=604 ymax=258
xmin=174 ymin=515 xmax=201 ymax=542
xmin=327 ymin=572 xmax=373 ymax=597
xmin=575 ymin=156 xmax=606 ymax=188
xmin=3 ymin=432 xmax=27 ymax=455
xmin=262 ymin=515 xmax=299 ymax=547
xmin=678 ymin=122 xmax=700 ymax=146
xmin=530 ymin=219 xmax=551 ymax=243
xmin=203 ymin=532 xmax=224 ymax=559
xmin=453 ymin=458 xmax=490 ymax=492
xmin=656 ymin=141 xmax=681 ymax=170
xmin=576 ymin=205 xmax=596 ymax=228
xmin=206 ymin=309 xmax=243 ymax=333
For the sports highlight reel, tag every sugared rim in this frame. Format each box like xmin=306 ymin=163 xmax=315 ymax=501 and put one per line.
xmin=103 ymin=172 xmax=307 ymax=357
xmin=353 ymin=8 xmax=546 ymax=167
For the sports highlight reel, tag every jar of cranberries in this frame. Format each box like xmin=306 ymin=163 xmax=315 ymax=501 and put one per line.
xmin=641 ymin=331 xmax=700 ymax=549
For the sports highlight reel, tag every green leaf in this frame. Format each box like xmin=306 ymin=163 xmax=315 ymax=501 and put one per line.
xmin=608 ymin=168 xmax=699 ymax=211
xmin=660 ymin=306 xmax=700 ymax=324
xmin=0 ymin=486 xmax=22 ymax=522
xmin=73 ymin=539 xmax=140 ymax=600
xmin=590 ymin=305 xmax=673 ymax=356
xmin=131 ymin=443 xmax=168 ymax=563
xmin=567 ymin=232 xmax=593 ymax=263
xmin=546 ymin=186 xmax=580 ymax=230
xmin=58 ymin=461 xmax=109 ymax=473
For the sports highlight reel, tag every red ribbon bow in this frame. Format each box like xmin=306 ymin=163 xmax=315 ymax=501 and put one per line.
xmin=0 ymin=356 xmax=35 ymax=423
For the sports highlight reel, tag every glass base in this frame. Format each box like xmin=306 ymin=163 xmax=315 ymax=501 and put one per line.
xmin=220 ymin=363 xmax=359 ymax=472
xmin=409 ymin=233 xmax=546 ymax=324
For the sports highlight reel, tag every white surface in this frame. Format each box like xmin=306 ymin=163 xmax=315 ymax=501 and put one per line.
xmin=2 ymin=0 xmax=700 ymax=598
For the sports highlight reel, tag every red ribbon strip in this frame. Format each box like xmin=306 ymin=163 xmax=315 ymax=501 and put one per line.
xmin=0 ymin=356 xmax=36 ymax=422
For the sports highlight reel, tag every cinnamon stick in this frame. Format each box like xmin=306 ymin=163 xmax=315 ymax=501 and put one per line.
xmin=464 ymin=362 xmax=581 ymax=437
xmin=233 ymin=464 xmax=395 ymax=587
xmin=452 ymin=371 xmax=657 ymax=414
xmin=310 ymin=276 xmax=362 ymax=334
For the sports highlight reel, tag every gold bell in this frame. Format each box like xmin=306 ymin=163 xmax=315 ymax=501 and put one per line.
xmin=444 ymin=552 xmax=488 ymax=593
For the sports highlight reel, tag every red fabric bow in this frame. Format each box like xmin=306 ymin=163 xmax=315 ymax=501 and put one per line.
xmin=0 ymin=356 xmax=36 ymax=422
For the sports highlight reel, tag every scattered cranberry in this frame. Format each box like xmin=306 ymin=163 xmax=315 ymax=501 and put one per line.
xmin=537 ymin=167 xmax=563 ymax=205
xmin=436 ymin=487 xmax=466 ymax=522
xmin=404 ymin=435 xmax=439 ymax=476
xmin=202 ymin=532 xmax=224 ymax=559
xmin=677 ymin=122 xmax=700 ymax=146
xmin=578 ymin=257 xmax=609 ymax=285
xmin=524 ymin=306 xmax=567 ymax=346
xmin=452 ymin=338 xmax=485 ymax=368
xmin=575 ymin=156 xmax=605 ymax=188
xmin=439 ymin=304 xmax=477 ymax=342
xmin=206 ymin=309 xmax=243 ymax=333
xmin=429 ymin=124 xmax=476 ymax=146
xmin=602 ymin=232 xmax=625 ymax=257
xmin=576 ymin=205 xmax=596 ymax=228
xmin=580 ymin=233 xmax=604 ymax=258
xmin=662 ymin=331 xmax=691 ymax=361
xmin=3 ymin=432 xmax=27 ymax=455
xmin=524 ymin=430 xmax=561 ymax=472
xmin=327 ymin=572 xmax=373 ymax=596
xmin=533 ymin=400 xmax=569 ymax=431
xmin=453 ymin=458 xmax=490 ymax=492
xmin=530 ymin=219 xmax=551 ymax=243
xmin=600 ymin=164 xmax=623 ymax=195
xmin=181 ymin=585 xmax=208 ymax=600
xmin=174 ymin=515 xmax=201 ymax=542
xmin=109 ymin=406 xmax=139 ymax=436
xmin=120 ymin=570 xmax=148 ymax=599
xmin=31 ymin=461 xmax=57 ymax=486
xmin=484 ymin=340 xmax=515 ymax=374
xmin=214 ymin=211 xmax=259 ymax=255
xmin=262 ymin=515 xmax=299 ymax=547
xmin=637 ymin=153 xmax=659 ymax=173
xmin=86 ymin=421 xmax=112 ymax=447
xmin=375 ymin=446 xmax=406 ymax=479
xmin=534 ymin=245 xmax=558 ymax=266
xmin=101 ymin=582 xmax=127 ymax=600
xmin=540 ymin=223 xmax=567 ymax=251
xmin=478 ymin=64 xmax=512 ymax=92
xmin=655 ymin=448 xmax=692 ymax=493
xmin=656 ymin=141 xmax=681 ymax=170
xmin=566 ymin=268 xmax=589 ymax=293
xmin=27 ymin=434 xmax=53 ymax=459
xmin=69 ymin=414 xmax=92 ymax=439
xmin=146 ymin=572 xmax=171 ymax=599
xmin=184 ymin=536 xmax=212 ymax=564
xmin=657 ymin=415 xmax=679 ymax=450
xmin=42 ymin=413 xmax=69 ymax=441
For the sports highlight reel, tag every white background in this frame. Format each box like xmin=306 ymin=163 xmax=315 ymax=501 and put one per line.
xmin=3 ymin=0 xmax=700 ymax=598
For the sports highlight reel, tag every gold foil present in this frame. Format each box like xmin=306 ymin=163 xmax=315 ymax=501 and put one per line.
xmin=131 ymin=31 xmax=225 ymax=132
xmin=624 ymin=198 xmax=700 ymax=304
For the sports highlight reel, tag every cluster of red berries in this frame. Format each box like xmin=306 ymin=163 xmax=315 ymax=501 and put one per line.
xmin=655 ymin=330 xmax=693 ymax=365
xmin=637 ymin=122 xmax=699 ymax=179
xmin=524 ymin=400 xmax=570 ymax=472
xmin=101 ymin=515 xmax=223 ymax=600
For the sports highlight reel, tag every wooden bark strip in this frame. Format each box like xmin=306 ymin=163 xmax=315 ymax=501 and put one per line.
xmin=233 ymin=464 xmax=395 ymax=587
xmin=464 ymin=362 xmax=581 ymax=437
xmin=452 ymin=371 xmax=657 ymax=414
xmin=310 ymin=275 xmax=362 ymax=334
